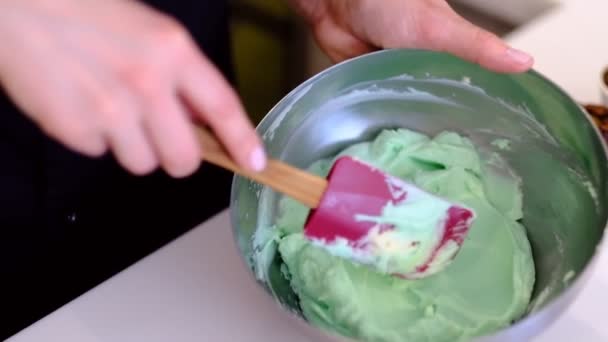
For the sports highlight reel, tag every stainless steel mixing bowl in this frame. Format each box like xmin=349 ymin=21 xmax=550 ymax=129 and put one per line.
xmin=229 ymin=49 xmax=608 ymax=341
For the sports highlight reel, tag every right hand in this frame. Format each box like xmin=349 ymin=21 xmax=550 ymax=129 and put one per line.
xmin=0 ymin=0 xmax=267 ymax=177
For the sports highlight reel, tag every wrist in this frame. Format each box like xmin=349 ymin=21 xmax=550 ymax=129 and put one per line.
xmin=284 ymin=0 xmax=325 ymax=24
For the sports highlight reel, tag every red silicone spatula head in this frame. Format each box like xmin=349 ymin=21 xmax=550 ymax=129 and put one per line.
xmin=303 ymin=156 xmax=475 ymax=279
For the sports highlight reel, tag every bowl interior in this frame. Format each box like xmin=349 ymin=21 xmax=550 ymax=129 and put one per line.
xmin=230 ymin=49 xmax=608 ymax=339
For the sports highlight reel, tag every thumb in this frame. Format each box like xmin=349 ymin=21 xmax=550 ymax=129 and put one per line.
xmin=427 ymin=15 xmax=534 ymax=73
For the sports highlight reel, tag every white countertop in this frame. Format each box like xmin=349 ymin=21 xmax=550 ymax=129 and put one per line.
xmin=504 ymin=0 xmax=608 ymax=104
xmin=9 ymin=1 xmax=608 ymax=341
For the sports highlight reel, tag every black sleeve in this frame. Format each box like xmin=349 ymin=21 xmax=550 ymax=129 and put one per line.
xmin=0 ymin=1 xmax=234 ymax=339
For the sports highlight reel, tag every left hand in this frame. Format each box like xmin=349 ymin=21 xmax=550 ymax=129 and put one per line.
xmin=287 ymin=0 xmax=533 ymax=73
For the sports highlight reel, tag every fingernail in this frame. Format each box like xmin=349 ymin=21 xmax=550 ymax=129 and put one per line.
xmin=250 ymin=146 xmax=267 ymax=172
xmin=505 ymin=47 xmax=533 ymax=65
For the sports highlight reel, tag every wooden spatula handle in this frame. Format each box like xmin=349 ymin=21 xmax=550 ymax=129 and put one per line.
xmin=194 ymin=126 xmax=327 ymax=208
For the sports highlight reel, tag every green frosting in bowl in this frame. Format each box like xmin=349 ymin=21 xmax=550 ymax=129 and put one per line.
xmin=256 ymin=128 xmax=535 ymax=342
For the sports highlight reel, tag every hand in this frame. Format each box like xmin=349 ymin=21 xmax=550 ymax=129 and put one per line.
xmin=0 ymin=0 xmax=266 ymax=177
xmin=288 ymin=0 xmax=534 ymax=73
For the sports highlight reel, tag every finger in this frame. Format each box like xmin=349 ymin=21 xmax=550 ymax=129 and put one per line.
xmin=424 ymin=15 xmax=534 ymax=73
xmin=313 ymin=20 xmax=376 ymax=62
xmin=0 ymin=60 xmax=108 ymax=157
xmin=38 ymin=110 xmax=108 ymax=157
xmin=178 ymin=54 xmax=266 ymax=172
xmin=105 ymin=113 xmax=158 ymax=176
xmin=143 ymin=93 xmax=201 ymax=178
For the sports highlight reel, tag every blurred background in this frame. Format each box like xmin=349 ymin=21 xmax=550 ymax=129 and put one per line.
xmin=228 ymin=0 xmax=559 ymax=124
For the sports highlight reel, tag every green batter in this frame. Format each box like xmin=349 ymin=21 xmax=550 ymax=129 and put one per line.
xmin=258 ymin=129 xmax=535 ymax=342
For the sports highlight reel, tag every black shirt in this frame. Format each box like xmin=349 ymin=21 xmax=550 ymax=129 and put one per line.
xmin=1 ymin=1 xmax=233 ymax=338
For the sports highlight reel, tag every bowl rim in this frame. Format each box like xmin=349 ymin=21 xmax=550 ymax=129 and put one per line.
xmin=228 ymin=48 xmax=608 ymax=341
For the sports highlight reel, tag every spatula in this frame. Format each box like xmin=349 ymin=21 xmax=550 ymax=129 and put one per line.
xmin=195 ymin=126 xmax=475 ymax=279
